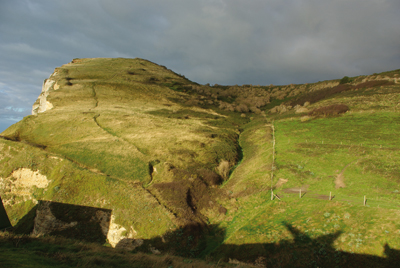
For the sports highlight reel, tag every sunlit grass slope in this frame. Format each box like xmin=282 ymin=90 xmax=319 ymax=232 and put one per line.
xmin=1 ymin=58 xmax=246 ymax=235
xmin=205 ymin=79 xmax=400 ymax=266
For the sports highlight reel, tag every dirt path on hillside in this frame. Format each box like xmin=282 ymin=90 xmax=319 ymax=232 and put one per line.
xmin=274 ymin=178 xmax=288 ymax=189
xmin=282 ymin=185 xmax=309 ymax=194
xmin=311 ymin=194 xmax=330 ymax=200
xmin=335 ymin=160 xmax=359 ymax=188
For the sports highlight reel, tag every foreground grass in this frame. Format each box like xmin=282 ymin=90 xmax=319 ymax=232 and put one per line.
xmin=0 ymin=232 xmax=250 ymax=268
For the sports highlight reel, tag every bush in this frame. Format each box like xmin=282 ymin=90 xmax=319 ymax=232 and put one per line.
xmin=235 ymin=103 xmax=249 ymax=113
xmin=339 ymin=76 xmax=352 ymax=84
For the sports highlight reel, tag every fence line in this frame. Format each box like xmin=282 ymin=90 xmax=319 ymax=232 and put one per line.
xmin=266 ymin=121 xmax=397 ymax=208
xmin=270 ymin=122 xmax=275 ymax=200
xmin=270 ymin=190 xmax=400 ymax=209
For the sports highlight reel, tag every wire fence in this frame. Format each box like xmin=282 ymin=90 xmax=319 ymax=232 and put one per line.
xmin=269 ymin=189 xmax=400 ymax=209
xmin=266 ymin=120 xmax=400 ymax=210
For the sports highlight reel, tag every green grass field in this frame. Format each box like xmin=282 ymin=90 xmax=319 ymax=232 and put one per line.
xmin=205 ymin=111 xmax=400 ymax=266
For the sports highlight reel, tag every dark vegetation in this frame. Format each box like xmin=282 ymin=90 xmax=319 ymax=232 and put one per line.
xmin=197 ymin=169 xmax=222 ymax=186
xmin=149 ymin=168 xmax=223 ymax=227
xmin=352 ymin=80 xmax=394 ymax=90
xmin=309 ymin=104 xmax=349 ymax=116
xmin=339 ymin=76 xmax=352 ymax=84
xmin=65 ymin=77 xmax=73 ymax=86
xmin=291 ymin=84 xmax=352 ymax=106
xmin=291 ymin=80 xmax=394 ymax=106
xmin=0 ymin=231 xmax=237 ymax=268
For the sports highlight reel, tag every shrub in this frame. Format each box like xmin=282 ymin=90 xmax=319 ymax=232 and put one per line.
xmin=339 ymin=76 xmax=352 ymax=84
xmin=250 ymin=106 xmax=262 ymax=114
xmin=235 ymin=103 xmax=249 ymax=113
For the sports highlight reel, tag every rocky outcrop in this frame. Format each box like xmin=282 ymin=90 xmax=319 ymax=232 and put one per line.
xmin=12 ymin=168 xmax=49 ymax=188
xmin=32 ymin=78 xmax=55 ymax=115
xmin=0 ymin=168 xmax=49 ymax=206
xmin=106 ymin=214 xmax=143 ymax=250
xmin=106 ymin=214 xmax=129 ymax=247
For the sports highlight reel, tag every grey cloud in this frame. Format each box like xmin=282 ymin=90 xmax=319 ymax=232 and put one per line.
xmin=0 ymin=0 xmax=399 ymax=131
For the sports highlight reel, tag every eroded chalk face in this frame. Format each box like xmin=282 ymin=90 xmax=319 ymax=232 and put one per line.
xmin=32 ymin=79 xmax=55 ymax=115
xmin=0 ymin=168 xmax=50 ymax=206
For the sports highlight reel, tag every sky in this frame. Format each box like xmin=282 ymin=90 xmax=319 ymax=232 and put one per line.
xmin=1 ymin=0 xmax=399 ymax=132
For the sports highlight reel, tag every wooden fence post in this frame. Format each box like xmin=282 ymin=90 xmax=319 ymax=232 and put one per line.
xmin=270 ymin=123 xmax=275 ymax=202
xmin=364 ymin=195 xmax=366 ymax=206
xmin=329 ymin=191 xmax=332 ymax=201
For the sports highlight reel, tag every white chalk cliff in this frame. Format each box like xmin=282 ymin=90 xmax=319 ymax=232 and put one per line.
xmin=32 ymin=78 xmax=55 ymax=115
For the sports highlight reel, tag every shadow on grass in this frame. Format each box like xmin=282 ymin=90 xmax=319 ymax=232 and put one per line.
xmin=12 ymin=200 xmax=111 ymax=244
xmin=0 ymin=196 xmax=12 ymax=230
xmin=9 ymin=201 xmax=400 ymax=267
xmin=130 ymin=221 xmax=400 ymax=267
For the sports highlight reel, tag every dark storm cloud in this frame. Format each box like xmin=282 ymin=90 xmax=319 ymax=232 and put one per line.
xmin=0 ymin=0 xmax=399 ymax=131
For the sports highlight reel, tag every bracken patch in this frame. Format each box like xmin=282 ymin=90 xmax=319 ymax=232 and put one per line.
xmin=308 ymin=104 xmax=349 ymax=116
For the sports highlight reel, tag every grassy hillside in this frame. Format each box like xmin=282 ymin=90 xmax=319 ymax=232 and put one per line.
xmin=1 ymin=58 xmax=248 ymax=234
xmin=206 ymin=116 xmax=400 ymax=267
xmin=203 ymin=71 xmax=400 ymax=266
xmin=1 ymin=58 xmax=399 ymax=267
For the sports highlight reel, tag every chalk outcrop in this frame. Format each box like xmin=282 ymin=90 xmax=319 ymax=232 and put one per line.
xmin=11 ymin=168 xmax=49 ymax=189
xmin=106 ymin=215 xmax=143 ymax=250
xmin=32 ymin=78 xmax=55 ymax=115
xmin=0 ymin=168 xmax=49 ymax=206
